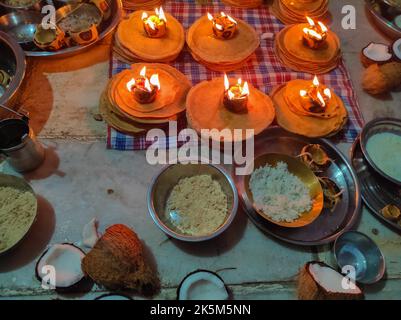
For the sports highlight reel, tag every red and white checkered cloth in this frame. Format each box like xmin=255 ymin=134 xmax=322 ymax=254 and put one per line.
xmin=107 ymin=0 xmax=364 ymax=150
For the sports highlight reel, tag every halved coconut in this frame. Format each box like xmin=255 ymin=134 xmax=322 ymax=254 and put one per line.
xmin=298 ymin=261 xmax=363 ymax=300
xmin=95 ymin=293 xmax=133 ymax=300
xmin=36 ymin=243 xmax=86 ymax=291
xmin=177 ymin=270 xmax=230 ymax=300
xmin=392 ymin=38 xmax=401 ymax=61
xmin=361 ymin=42 xmax=393 ymax=67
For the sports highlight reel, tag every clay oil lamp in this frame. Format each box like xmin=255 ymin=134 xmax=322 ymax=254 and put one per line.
xmin=207 ymin=12 xmax=238 ymax=40
xmin=223 ymin=73 xmax=249 ymax=113
xmin=126 ymin=66 xmax=160 ymax=104
xmin=142 ymin=7 xmax=167 ymax=38
xmin=302 ymin=16 xmax=328 ymax=49
xmin=300 ymin=75 xmax=332 ymax=113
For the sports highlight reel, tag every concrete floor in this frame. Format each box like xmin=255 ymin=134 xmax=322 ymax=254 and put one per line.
xmin=0 ymin=0 xmax=401 ymax=300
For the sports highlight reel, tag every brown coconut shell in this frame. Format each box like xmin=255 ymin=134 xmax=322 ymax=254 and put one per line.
xmin=81 ymin=224 xmax=160 ymax=296
xmin=362 ymin=64 xmax=390 ymax=95
xmin=380 ymin=62 xmax=401 ymax=88
xmin=298 ymin=261 xmax=364 ymax=300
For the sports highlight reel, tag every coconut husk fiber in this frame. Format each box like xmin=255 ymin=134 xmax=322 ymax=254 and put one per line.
xmin=274 ymin=24 xmax=341 ymax=74
xmin=186 ymin=78 xmax=275 ymax=142
xmin=108 ymin=63 xmax=191 ymax=120
xmin=272 ymin=0 xmax=329 ymax=25
xmin=82 ymin=224 xmax=160 ymax=296
xmin=222 ymin=0 xmax=263 ymax=8
xmin=271 ymin=82 xmax=348 ymax=138
xmin=114 ymin=11 xmax=185 ymax=64
xmin=122 ymin=0 xmax=163 ymax=11
xmin=186 ymin=15 xmax=260 ymax=72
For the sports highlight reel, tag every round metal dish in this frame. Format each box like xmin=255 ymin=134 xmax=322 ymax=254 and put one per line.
xmin=0 ymin=11 xmax=42 ymax=49
xmin=243 ymin=153 xmax=324 ymax=228
xmin=360 ymin=117 xmax=401 ymax=186
xmin=351 ymin=136 xmax=401 ymax=232
xmin=0 ymin=31 xmax=26 ymax=106
xmin=0 ymin=0 xmax=43 ymax=12
xmin=22 ymin=0 xmax=122 ymax=58
xmin=148 ymin=163 xmax=239 ymax=242
xmin=0 ymin=173 xmax=38 ymax=256
xmin=366 ymin=0 xmax=401 ymax=39
xmin=233 ymin=127 xmax=361 ymax=246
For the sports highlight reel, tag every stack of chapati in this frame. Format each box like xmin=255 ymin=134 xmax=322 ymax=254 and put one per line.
xmin=100 ymin=63 xmax=191 ymax=135
xmin=114 ymin=11 xmax=185 ymax=64
xmin=271 ymin=79 xmax=348 ymax=138
xmin=122 ymin=0 xmax=163 ymax=11
xmin=274 ymin=24 xmax=341 ymax=74
xmin=186 ymin=77 xmax=275 ymax=142
xmin=222 ymin=0 xmax=263 ymax=8
xmin=271 ymin=0 xmax=329 ymax=24
xmin=186 ymin=15 xmax=260 ymax=72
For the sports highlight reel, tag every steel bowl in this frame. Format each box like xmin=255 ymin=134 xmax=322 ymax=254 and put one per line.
xmin=0 ymin=11 xmax=42 ymax=50
xmin=26 ymin=0 xmax=122 ymax=58
xmin=0 ymin=31 xmax=26 ymax=108
xmin=148 ymin=163 xmax=239 ymax=242
xmin=366 ymin=0 xmax=401 ymax=39
xmin=0 ymin=173 xmax=38 ymax=256
xmin=0 ymin=0 xmax=44 ymax=12
xmin=334 ymin=231 xmax=385 ymax=284
xmin=360 ymin=117 xmax=401 ymax=186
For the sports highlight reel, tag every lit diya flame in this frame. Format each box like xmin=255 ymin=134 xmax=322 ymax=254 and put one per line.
xmin=142 ymin=7 xmax=167 ymax=38
xmin=223 ymin=73 xmax=249 ymax=113
xmin=207 ymin=12 xmax=237 ymax=40
xmin=302 ymin=16 xmax=328 ymax=49
xmin=127 ymin=66 xmax=160 ymax=104
xmin=300 ymin=76 xmax=332 ymax=110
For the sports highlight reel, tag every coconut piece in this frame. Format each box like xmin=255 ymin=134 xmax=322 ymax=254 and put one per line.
xmin=362 ymin=62 xmax=401 ymax=95
xmin=177 ymin=270 xmax=230 ymax=300
xmin=298 ymin=261 xmax=363 ymax=300
xmin=81 ymin=224 xmax=160 ymax=296
xmin=392 ymin=38 xmax=401 ymax=61
xmin=36 ymin=243 xmax=86 ymax=290
xmin=82 ymin=218 xmax=100 ymax=248
xmin=361 ymin=42 xmax=393 ymax=68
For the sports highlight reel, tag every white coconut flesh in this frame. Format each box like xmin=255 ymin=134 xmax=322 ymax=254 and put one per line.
xmin=363 ymin=43 xmax=392 ymax=62
xmin=392 ymin=38 xmax=401 ymax=60
xmin=179 ymin=271 xmax=229 ymax=300
xmin=309 ymin=263 xmax=362 ymax=295
xmin=37 ymin=244 xmax=85 ymax=288
xmin=82 ymin=218 xmax=100 ymax=248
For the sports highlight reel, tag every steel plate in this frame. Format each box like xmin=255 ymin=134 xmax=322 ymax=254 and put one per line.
xmin=351 ymin=136 xmax=401 ymax=232
xmin=9 ymin=0 xmax=122 ymax=58
xmin=366 ymin=0 xmax=401 ymax=39
xmin=233 ymin=126 xmax=361 ymax=246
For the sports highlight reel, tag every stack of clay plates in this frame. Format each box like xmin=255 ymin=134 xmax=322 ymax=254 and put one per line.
xmin=272 ymin=0 xmax=329 ymax=24
xmin=186 ymin=77 xmax=276 ymax=142
xmin=114 ymin=11 xmax=185 ymax=64
xmin=122 ymin=0 xmax=163 ymax=11
xmin=186 ymin=15 xmax=260 ymax=72
xmin=271 ymin=79 xmax=348 ymax=138
xmin=100 ymin=63 xmax=191 ymax=135
xmin=222 ymin=0 xmax=263 ymax=8
xmin=274 ymin=24 xmax=341 ymax=74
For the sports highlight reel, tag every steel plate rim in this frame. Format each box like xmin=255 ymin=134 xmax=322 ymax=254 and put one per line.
xmin=234 ymin=126 xmax=362 ymax=246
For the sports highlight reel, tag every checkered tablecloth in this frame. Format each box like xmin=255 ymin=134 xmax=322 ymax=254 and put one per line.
xmin=107 ymin=0 xmax=364 ymax=150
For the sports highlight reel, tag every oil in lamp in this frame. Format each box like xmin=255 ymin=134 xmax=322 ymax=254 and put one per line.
xmin=142 ymin=7 xmax=167 ymax=38
xmin=300 ymin=76 xmax=332 ymax=113
xmin=127 ymin=66 xmax=160 ymax=104
xmin=302 ymin=16 xmax=328 ymax=49
xmin=223 ymin=74 xmax=249 ymax=113
xmin=207 ymin=12 xmax=238 ymax=40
